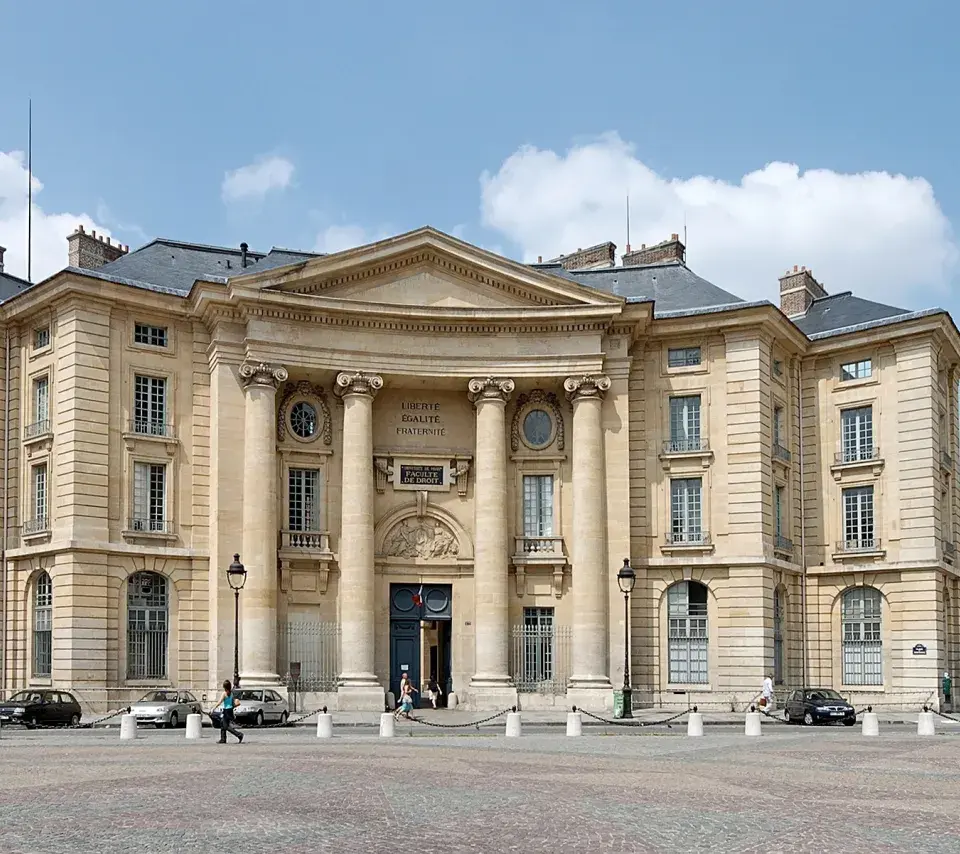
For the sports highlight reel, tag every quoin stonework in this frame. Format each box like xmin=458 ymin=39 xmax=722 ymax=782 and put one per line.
xmin=0 ymin=225 xmax=957 ymax=712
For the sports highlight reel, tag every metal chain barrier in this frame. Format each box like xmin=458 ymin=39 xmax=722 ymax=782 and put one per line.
xmin=0 ymin=705 xmax=133 ymax=732
xmin=409 ymin=707 xmax=512 ymax=729
xmin=575 ymin=706 xmax=689 ymax=728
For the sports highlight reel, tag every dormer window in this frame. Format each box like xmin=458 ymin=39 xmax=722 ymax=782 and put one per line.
xmin=134 ymin=323 xmax=168 ymax=348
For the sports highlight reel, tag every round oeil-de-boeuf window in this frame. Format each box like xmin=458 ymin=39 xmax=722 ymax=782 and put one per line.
xmin=290 ymin=401 xmax=318 ymax=440
xmin=522 ymin=409 xmax=553 ymax=448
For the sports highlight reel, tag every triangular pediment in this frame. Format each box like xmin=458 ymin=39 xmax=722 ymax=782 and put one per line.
xmin=232 ymin=227 xmax=623 ymax=309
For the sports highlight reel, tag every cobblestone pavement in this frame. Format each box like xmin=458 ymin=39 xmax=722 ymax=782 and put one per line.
xmin=1 ymin=726 xmax=958 ymax=854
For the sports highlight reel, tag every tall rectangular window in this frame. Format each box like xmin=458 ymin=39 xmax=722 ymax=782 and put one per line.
xmin=842 ymin=486 xmax=875 ymax=549
xmin=668 ymin=582 xmax=708 ymax=684
xmin=841 ymin=406 xmax=873 ymax=463
xmin=134 ymin=375 xmax=167 ymax=436
xmin=522 ymin=474 xmax=554 ymax=538
xmin=519 ymin=607 xmax=554 ymax=687
xmin=669 ymin=395 xmax=702 ymax=452
xmin=33 ymin=573 xmax=52 ymax=678
xmin=840 ymin=359 xmax=872 ymax=381
xmin=32 ymin=463 xmax=47 ymax=526
xmin=33 ymin=376 xmax=49 ymax=424
xmin=773 ymin=405 xmax=784 ymax=448
xmin=667 ymin=346 xmax=701 ymax=368
xmin=775 ymin=485 xmax=785 ymax=538
xmin=670 ymin=478 xmax=703 ymax=543
xmin=133 ymin=462 xmax=167 ymax=532
xmin=134 ymin=323 xmax=168 ymax=348
xmin=288 ymin=468 xmax=321 ymax=531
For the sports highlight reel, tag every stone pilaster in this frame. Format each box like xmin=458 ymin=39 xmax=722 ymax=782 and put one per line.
xmin=467 ymin=377 xmax=518 ymax=709
xmin=239 ymin=361 xmax=288 ymax=684
xmin=564 ymin=374 xmax=613 ymax=707
xmin=334 ymin=370 xmax=386 ymax=710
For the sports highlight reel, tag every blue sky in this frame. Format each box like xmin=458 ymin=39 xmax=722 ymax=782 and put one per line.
xmin=1 ymin=0 xmax=959 ymax=311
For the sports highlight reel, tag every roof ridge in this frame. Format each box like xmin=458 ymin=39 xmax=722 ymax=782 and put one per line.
xmin=140 ymin=238 xmax=267 ymax=258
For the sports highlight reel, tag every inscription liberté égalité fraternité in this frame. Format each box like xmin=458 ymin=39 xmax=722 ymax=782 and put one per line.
xmin=397 ymin=401 xmax=446 ymax=437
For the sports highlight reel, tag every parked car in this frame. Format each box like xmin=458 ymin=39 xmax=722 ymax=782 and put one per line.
xmin=0 ymin=689 xmax=82 ymax=728
xmin=784 ymin=688 xmax=856 ymax=726
xmin=209 ymin=688 xmax=289 ymax=727
xmin=130 ymin=690 xmax=203 ymax=729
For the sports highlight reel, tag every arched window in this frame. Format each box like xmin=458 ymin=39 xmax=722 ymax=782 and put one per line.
xmin=841 ymin=586 xmax=882 ymax=685
xmin=127 ymin=572 xmax=168 ymax=680
xmin=773 ymin=586 xmax=785 ymax=686
xmin=667 ymin=581 xmax=708 ymax=683
xmin=33 ymin=572 xmax=52 ymax=677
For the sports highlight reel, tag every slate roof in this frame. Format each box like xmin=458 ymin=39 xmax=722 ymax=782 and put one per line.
xmin=0 ymin=270 xmax=33 ymax=302
xmin=790 ymin=291 xmax=912 ymax=337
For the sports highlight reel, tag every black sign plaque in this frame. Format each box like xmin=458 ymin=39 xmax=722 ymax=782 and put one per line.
xmin=398 ymin=464 xmax=445 ymax=487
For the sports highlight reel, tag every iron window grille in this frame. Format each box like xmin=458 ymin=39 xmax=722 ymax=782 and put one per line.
xmin=841 ymin=587 xmax=882 ymax=686
xmin=127 ymin=571 xmax=168 ymax=680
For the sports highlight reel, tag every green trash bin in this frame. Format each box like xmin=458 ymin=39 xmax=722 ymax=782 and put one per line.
xmin=613 ymin=690 xmax=625 ymax=719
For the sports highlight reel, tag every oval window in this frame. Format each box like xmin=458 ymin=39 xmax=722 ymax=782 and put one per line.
xmin=290 ymin=401 xmax=318 ymax=439
xmin=522 ymin=409 xmax=553 ymax=448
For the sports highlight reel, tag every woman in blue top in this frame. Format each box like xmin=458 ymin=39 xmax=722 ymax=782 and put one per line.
xmin=218 ymin=679 xmax=244 ymax=744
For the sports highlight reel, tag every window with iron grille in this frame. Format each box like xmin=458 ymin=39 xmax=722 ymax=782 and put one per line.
xmin=288 ymin=468 xmax=321 ymax=531
xmin=670 ymin=478 xmax=702 ymax=542
xmin=842 ymin=486 xmax=874 ymax=549
xmin=841 ymin=586 xmax=882 ymax=685
xmin=34 ymin=572 xmax=52 ymax=677
xmin=127 ymin=572 xmax=168 ymax=680
xmin=134 ymin=375 xmax=167 ymax=435
xmin=522 ymin=475 xmax=554 ymax=538
xmin=32 ymin=463 xmax=47 ymax=527
xmin=667 ymin=346 xmax=701 ymax=368
xmin=668 ymin=581 xmax=708 ymax=683
xmin=669 ymin=395 xmax=701 ymax=451
xmin=133 ymin=462 xmax=166 ymax=532
xmin=840 ymin=359 xmax=872 ymax=381
xmin=134 ymin=323 xmax=168 ymax=348
xmin=33 ymin=376 xmax=49 ymax=423
xmin=773 ymin=587 xmax=785 ymax=685
xmin=841 ymin=406 xmax=873 ymax=462
xmin=521 ymin=607 xmax=554 ymax=684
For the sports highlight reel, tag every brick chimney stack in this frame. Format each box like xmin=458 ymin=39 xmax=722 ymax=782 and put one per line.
xmin=622 ymin=234 xmax=686 ymax=267
xmin=779 ymin=265 xmax=827 ymax=316
xmin=67 ymin=224 xmax=128 ymax=270
xmin=0 ymin=245 xmax=5 ymax=274
xmin=549 ymin=241 xmax=617 ymax=271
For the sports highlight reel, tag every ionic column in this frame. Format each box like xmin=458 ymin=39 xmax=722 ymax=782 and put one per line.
xmin=334 ymin=371 xmax=383 ymax=694
xmin=468 ymin=377 xmax=515 ymax=692
xmin=239 ymin=360 xmax=288 ymax=683
xmin=564 ymin=374 xmax=612 ymax=691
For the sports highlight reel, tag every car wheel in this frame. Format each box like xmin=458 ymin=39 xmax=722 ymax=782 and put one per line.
xmin=28 ymin=715 xmax=39 ymax=729
xmin=803 ymin=712 xmax=814 ymax=726
xmin=168 ymin=712 xmax=179 ymax=729
xmin=843 ymin=718 xmax=855 ymax=727
xmin=280 ymin=711 xmax=289 ymax=725
xmin=70 ymin=713 xmax=81 ymax=727
xmin=782 ymin=710 xmax=791 ymax=723
xmin=255 ymin=711 xmax=264 ymax=727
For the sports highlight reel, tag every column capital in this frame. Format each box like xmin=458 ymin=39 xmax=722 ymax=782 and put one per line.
xmin=564 ymin=374 xmax=611 ymax=403
xmin=240 ymin=361 xmax=288 ymax=390
xmin=335 ymin=371 xmax=384 ymax=399
xmin=468 ymin=377 xmax=515 ymax=405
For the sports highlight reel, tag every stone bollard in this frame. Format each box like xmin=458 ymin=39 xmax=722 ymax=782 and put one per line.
xmin=379 ymin=712 xmax=395 ymax=738
xmin=861 ymin=706 xmax=879 ymax=737
xmin=316 ymin=707 xmax=333 ymax=739
xmin=386 ymin=692 xmax=396 ymax=710
xmin=119 ymin=713 xmax=138 ymax=741
xmin=505 ymin=708 xmax=522 ymax=737
xmin=917 ymin=707 xmax=936 ymax=736
xmin=447 ymin=692 xmax=458 ymax=710
xmin=687 ymin=706 xmax=704 ymax=737
xmin=185 ymin=713 xmax=202 ymax=739
xmin=566 ymin=708 xmax=582 ymax=737
xmin=744 ymin=707 xmax=762 ymax=737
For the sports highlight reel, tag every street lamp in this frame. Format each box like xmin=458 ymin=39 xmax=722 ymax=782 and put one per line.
xmin=227 ymin=553 xmax=247 ymax=688
xmin=617 ymin=557 xmax=637 ymax=719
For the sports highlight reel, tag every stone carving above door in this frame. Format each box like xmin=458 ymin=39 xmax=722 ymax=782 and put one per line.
xmin=382 ymin=518 xmax=460 ymax=559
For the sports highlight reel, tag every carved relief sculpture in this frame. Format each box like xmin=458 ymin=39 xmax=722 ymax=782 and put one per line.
xmin=240 ymin=361 xmax=289 ymax=389
xmin=382 ymin=519 xmax=460 ymax=559
xmin=277 ymin=380 xmax=333 ymax=444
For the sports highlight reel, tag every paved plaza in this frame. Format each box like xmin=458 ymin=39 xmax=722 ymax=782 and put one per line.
xmin=0 ymin=725 xmax=958 ymax=853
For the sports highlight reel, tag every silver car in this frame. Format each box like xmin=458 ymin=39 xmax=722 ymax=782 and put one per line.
xmin=210 ymin=688 xmax=289 ymax=727
xmin=130 ymin=690 xmax=202 ymax=728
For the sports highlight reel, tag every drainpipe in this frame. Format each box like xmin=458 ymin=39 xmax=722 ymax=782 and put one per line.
xmin=797 ymin=357 xmax=808 ymax=689
xmin=1 ymin=329 xmax=9 ymax=696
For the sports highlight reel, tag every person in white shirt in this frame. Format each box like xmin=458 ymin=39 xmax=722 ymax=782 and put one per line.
xmin=761 ymin=674 xmax=775 ymax=713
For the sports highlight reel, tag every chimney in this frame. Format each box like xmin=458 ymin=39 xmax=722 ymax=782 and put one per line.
xmin=240 ymin=242 xmax=249 ymax=268
xmin=622 ymin=234 xmax=685 ymax=267
xmin=549 ymin=241 xmax=616 ymax=271
xmin=0 ymin=245 xmax=5 ymax=273
xmin=67 ymin=224 xmax=128 ymax=270
xmin=779 ymin=265 xmax=827 ymax=317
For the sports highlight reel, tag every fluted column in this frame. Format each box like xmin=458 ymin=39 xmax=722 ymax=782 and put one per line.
xmin=565 ymin=374 xmax=612 ymax=692
xmin=239 ymin=360 xmax=288 ymax=683
xmin=334 ymin=371 xmax=383 ymax=694
xmin=468 ymin=377 xmax=515 ymax=693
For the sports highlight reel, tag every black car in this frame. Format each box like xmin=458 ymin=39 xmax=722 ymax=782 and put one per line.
xmin=0 ymin=689 xmax=83 ymax=728
xmin=784 ymin=688 xmax=856 ymax=726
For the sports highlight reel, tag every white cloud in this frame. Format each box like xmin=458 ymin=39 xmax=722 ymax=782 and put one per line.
xmin=314 ymin=224 xmax=391 ymax=254
xmin=221 ymin=155 xmax=294 ymax=203
xmin=480 ymin=133 xmax=960 ymax=306
xmin=0 ymin=150 xmax=108 ymax=283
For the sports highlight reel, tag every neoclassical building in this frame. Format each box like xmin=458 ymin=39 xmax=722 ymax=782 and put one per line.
xmin=0 ymin=228 xmax=956 ymax=711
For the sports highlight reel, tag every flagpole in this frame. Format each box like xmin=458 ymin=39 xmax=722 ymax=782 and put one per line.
xmin=27 ymin=98 xmax=32 ymax=283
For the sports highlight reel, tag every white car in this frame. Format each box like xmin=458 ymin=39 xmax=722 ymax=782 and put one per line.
xmin=130 ymin=690 xmax=203 ymax=728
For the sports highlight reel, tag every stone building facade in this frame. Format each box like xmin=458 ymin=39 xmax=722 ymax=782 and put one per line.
xmin=0 ymin=225 xmax=957 ymax=712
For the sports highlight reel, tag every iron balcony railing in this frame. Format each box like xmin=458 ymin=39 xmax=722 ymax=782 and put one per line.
xmin=129 ymin=419 xmax=175 ymax=439
xmin=666 ymin=530 xmax=711 ymax=546
xmin=128 ymin=518 xmax=172 ymax=535
xmin=23 ymin=419 xmax=51 ymax=440
xmin=281 ymin=530 xmax=332 ymax=551
xmin=279 ymin=621 xmax=340 ymax=692
xmin=772 ymin=442 xmax=792 ymax=462
xmin=22 ymin=517 xmax=49 ymax=536
xmin=514 ymin=536 xmax=564 ymax=555
xmin=774 ymin=534 xmax=794 ymax=554
xmin=662 ymin=438 xmax=708 ymax=454
xmin=836 ymin=537 xmax=881 ymax=553
xmin=835 ymin=446 xmax=880 ymax=465
xmin=510 ymin=624 xmax=572 ymax=694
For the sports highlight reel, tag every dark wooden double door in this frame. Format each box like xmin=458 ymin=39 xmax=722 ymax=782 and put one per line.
xmin=389 ymin=583 xmax=452 ymax=706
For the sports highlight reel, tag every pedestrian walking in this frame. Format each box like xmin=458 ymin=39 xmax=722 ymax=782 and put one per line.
xmin=397 ymin=671 xmax=411 ymax=708
xmin=760 ymin=673 xmax=775 ymax=713
xmin=218 ymin=679 xmax=244 ymax=744
xmin=394 ymin=682 xmax=416 ymax=720
xmin=427 ymin=675 xmax=443 ymax=709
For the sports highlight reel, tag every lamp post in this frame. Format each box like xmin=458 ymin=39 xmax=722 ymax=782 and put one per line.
xmin=226 ymin=553 xmax=247 ymax=688
xmin=617 ymin=557 xmax=636 ymax=719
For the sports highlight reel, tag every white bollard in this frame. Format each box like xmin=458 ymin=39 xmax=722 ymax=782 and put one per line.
xmin=861 ymin=710 xmax=879 ymax=737
xmin=687 ymin=710 xmax=704 ymax=737
xmin=505 ymin=711 xmax=522 ymax=737
xmin=918 ymin=709 xmax=936 ymax=736
xmin=316 ymin=713 xmax=333 ymax=739
xmin=379 ymin=712 xmax=395 ymax=738
xmin=185 ymin=713 xmax=202 ymax=739
xmin=119 ymin=713 xmax=138 ymax=741
xmin=447 ymin=692 xmax=458 ymax=709
xmin=566 ymin=711 xmax=582 ymax=737
xmin=745 ymin=710 xmax=762 ymax=737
